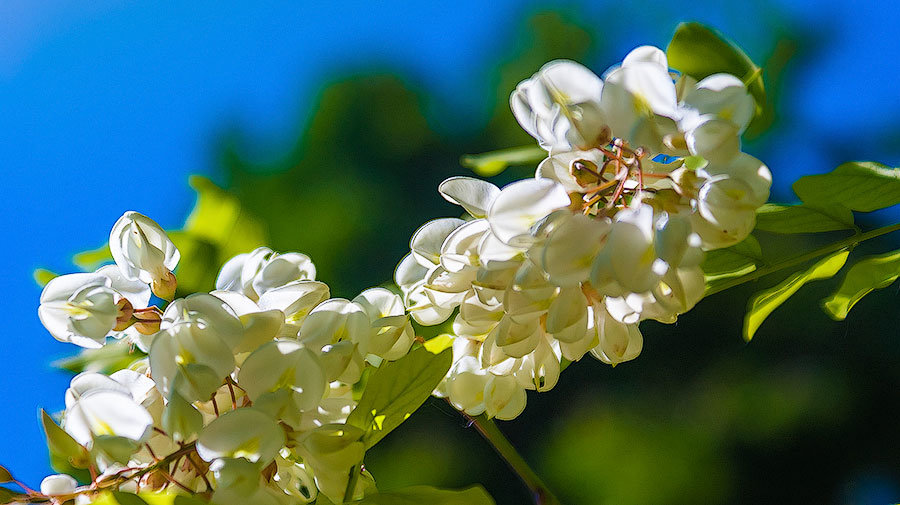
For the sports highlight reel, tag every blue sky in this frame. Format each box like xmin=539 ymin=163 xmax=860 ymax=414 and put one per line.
xmin=1 ymin=0 xmax=899 ymax=485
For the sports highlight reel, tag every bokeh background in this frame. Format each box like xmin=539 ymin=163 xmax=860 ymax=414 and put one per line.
xmin=3 ymin=1 xmax=900 ymax=504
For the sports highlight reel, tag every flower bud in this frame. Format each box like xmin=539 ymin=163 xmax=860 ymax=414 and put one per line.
xmin=40 ymin=474 xmax=77 ymax=496
xmin=109 ymin=212 xmax=180 ymax=298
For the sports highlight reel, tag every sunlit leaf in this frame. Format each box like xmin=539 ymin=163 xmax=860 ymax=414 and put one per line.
xmin=423 ymin=334 xmax=454 ymax=354
xmin=73 ymin=244 xmax=113 ymax=271
xmin=41 ymin=409 xmax=91 ymax=469
xmin=821 ymin=249 xmax=900 ymax=321
xmin=111 ymin=491 xmax=151 ymax=505
xmin=355 ymin=485 xmax=495 ymax=505
xmin=0 ymin=465 xmax=12 ymax=483
xmin=755 ymin=203 xmax=856 ymax=234
xmin=793 ymin=161 xmax=900 ymax=212
xmin=53 ymin=339 xmax=144 ymax=375
xmin=33 ymin=268 xmax=59 ymax=287
xmin=743 ymin=250 xmax=849 ymax=342
xmin=667 ymin=22 xmax=765 ymax=120
xmin=347 ymin=346 xmax=452 ymax=448
xmin=702 ymin=235 xmax=763 ymax=288
xmin=460 ymin=145 xmax=546 ymax=177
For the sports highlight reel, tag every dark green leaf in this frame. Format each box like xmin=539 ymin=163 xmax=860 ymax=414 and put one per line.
xmin=0 ymin=485 xmax=25 ymax=504
xmin=743 ymin=250 xmax=849 ymax=341
xmin=755 ymin=203 xmax=856 ymax=234
xmin=356 ymin=485 xmax=495 ymax=505
xmin=460 ymin=145 xmax=545 ymax=177
xmin=822 ymin=249 xmax=900 ymax=320
xmin=41 ymin=409 xmax=91 ymax=469
xmin=793 ymin=161 xmax=900 ymax=212
xmin=667 ymin=22 xmax=765 ymax=120
xmin=347 ymin=346 xmax=452 ymax=448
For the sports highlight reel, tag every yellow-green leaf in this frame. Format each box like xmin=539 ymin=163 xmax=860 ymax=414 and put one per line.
xmin=743 ymin=250 xmax=849 ymax=342
xmin=73 ymin=244 xmax=113 ymax=271
xmin=347 ymin=346 xmax=452 ymax=448
xmin=702 ymin=236 xmax=763 ymax=289
xmin=41 ymin=409 xmax=91 ymax=469
xmin=33 ymin=268 xmax=59 ymax=287
xmin=822 ymin=249 xmax=900 ymax=320
xmin=793 ymin=161 xmax=900 ymax=212
xmin=666 ymin=22 xmax=765 ymax=120
xmin=53 ymin=339 xmax=144 ymax=375
xmin=460 ymin=145 xmax=545 ymax=177
xmin=755 ymin=203 xmax=856 ymax=234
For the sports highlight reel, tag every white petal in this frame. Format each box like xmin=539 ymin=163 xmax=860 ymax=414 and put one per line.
xmin=196 ymin=408 xmax=285 ymax=463
xmin=438 ymin=177 xmax=501 ymax=218
xmin=488 ymin=179 xmax=569 ymax=247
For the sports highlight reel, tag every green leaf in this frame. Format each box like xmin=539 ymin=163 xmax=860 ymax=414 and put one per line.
xmin=41 ymin=409 xmax=91 ymax=469
xmin=666 ymin=22 xmax=765 ymax=119
xmin=0 ymin=465 xmax=12 ymax=483
xmin=460 ymin=145 xmax=546 ymax=177
xmin=755 ymin=203 xmax=856 ymax=234
xmin=173 ymin=176 xmax=268 ymax=294
xmin=422 ymin=334 xmax=455 ymax=354
xmin=743 ymin=250 xmax=849 ymax=341
xmin=347 ymin=346 xmax=452 ymax=448
xmin=73 ymin=244 xmax=113 ymax=271
xmin=702 ymin=235 xmax=763 ymax=287
xmin=33 ymin=268 xmax=59 ymax=287
xmin=0 ymin=486 xmax=24 ymax=504
xmin=111 ymin=491 xmax=151 ymax=505
xmin=793 ymin=161 xmax=900 ymax=212
xmin=822 ymin=249 xmax=900 ymax=320
xmin=355 ymin=485 xmax=495 ymax=505
xmin=53 ymin=339 xmax=144 ymax=375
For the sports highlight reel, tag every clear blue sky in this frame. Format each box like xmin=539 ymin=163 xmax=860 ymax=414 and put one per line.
xmin=1 ymin=0 xmax=899 ymax=486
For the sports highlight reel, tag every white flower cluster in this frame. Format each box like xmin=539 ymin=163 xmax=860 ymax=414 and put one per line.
xmin=396 ymin=46 xmax=771 ymax=420
xmin=37 ymin=213 xmax=415 ymax=504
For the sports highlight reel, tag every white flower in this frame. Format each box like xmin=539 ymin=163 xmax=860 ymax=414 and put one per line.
xmin=536 ymin=149 xmax=608 ymax=194
xmin=295 ymin=424 xmax=366 ymax=504
xmin=109 ymin=212 xmax=179 ymax=299
xmin=511 ymin=60 xmax=608 ymax=150
xmin=237 ymin=340 xmax=327 ymax=412
xmin=298 ymin=298 xmax=369 ymax=351
xmin=438 ymin=177 xmax=500 ymax=218
xmin=39 ymin=274 xmax=117 ymax=348
xmin=483 ymin=374 xmax=527 ymax=420
xmin=536 ymin=211 xmax=610 ymax=287
xmin=40 ymin=474 xmax=77 ymax=496
xmin=600 ymin=46 xmax=679 ymax=153
xmin=273 ymin=453 xmax=317 ymax=503
xmin=591 ymin=304 xmax=643 ymax=366
xmin=591 ymin=204 xmax=666 ymax=295
xmin=63 ymin=389 xmax=154 ymax=446
xmin=38 ymin=266 xmax=153 ymax=349
xmin=352 ymin=288 xmax=415 ymax=360
xmin=196 ymin=408 xmax=285 ymax=464
xmin=487 ymin=178 xmax=570 ymax=247
xmin=216 ymin=247 xmax=316 ymax=301
xmin=150 ymin=301 xmax=237 ymax=401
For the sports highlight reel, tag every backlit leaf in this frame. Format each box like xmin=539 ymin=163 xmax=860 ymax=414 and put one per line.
xmin=755 ymin=203 xmax=856 ymax=234
xmin=822 ymin=249 xmax=900 ymax=321
xmin=347 ymin=346 xmax=452 ymax=448
xmin=743 ymin=250 xmax=849 ymax=342
xmin=460 ymin=145 xmax=545 ymax=177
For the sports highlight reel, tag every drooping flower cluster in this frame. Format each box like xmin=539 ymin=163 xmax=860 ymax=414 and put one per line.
xmin=396 ymin=46 xmax=771 ymax=420
xmin=37 ymin=213 xmax=415 ymax=504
